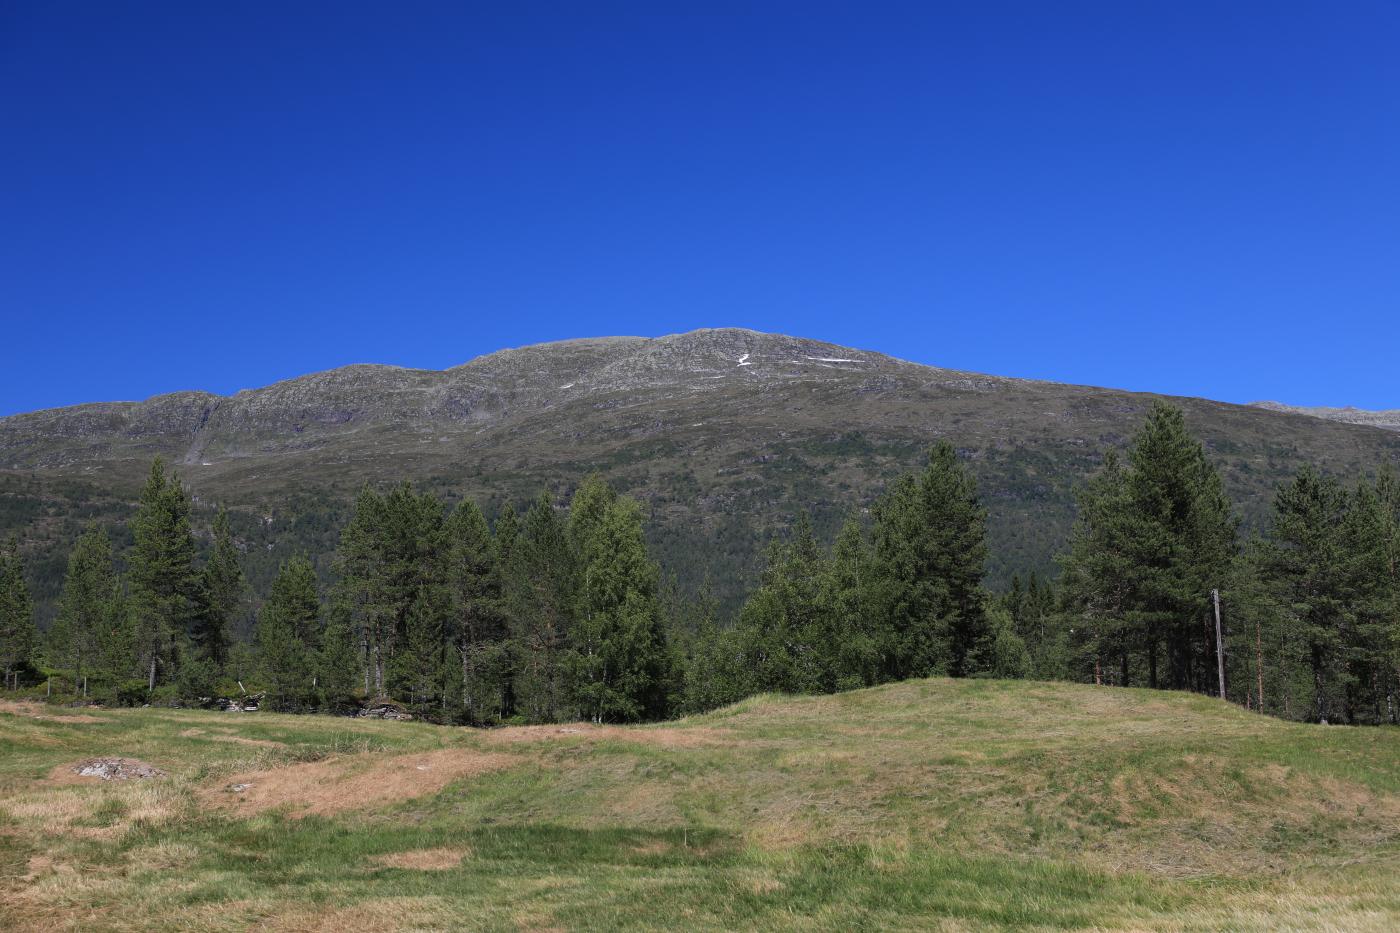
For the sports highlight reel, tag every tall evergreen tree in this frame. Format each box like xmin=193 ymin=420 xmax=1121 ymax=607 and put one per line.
xmin=335 ymin=483 xmax=449 ymax=698
xmin=199 ymin=507 xmax=246 ymax=667
xmin=727 ymin=514 xmax=831 ymax=696
xmin=317 ymin=599 xmax=362 ymax=708
xmin=1259 ymin=468 xmax=1361 ymax=722
xmin=817 ymin=518 xmax=879 ymax=691
xmin=569 ymin=494 xmax=673 ymax=721
xmin=867 ymin=442 xmax=990 ymax=679
xmin=126 ymin=459 xmax=205 ymax=690
xmin=256 ymin=555 xmax=320 ymax=711
xmin=46 ymin=526 xmax=116 ymax=688
xmin=1061 ymin=404 xmax=1238 ymax=692
xmin=446 ymin=498 xmax=506 ymax=722
xmin=0 ymin=538 xmax=36 ymax=690
xmin=503 ymin=493 xmax=574 ymax=721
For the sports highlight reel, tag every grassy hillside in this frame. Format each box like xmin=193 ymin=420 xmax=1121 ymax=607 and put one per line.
xmin=3 ymin=680 xmax=1399 ymax=930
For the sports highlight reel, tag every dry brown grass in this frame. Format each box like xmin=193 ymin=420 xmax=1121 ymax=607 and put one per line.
xmin=479 ymin=722 xmax=731 ymax=749
xmin=201 ymin=747 xmax=517 ymax=818
xmin=0 ymin=699 xmax=104 ymax=724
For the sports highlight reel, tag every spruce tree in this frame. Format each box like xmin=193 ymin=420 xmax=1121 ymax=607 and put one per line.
xmin=818 ymin=518 xmax=879 ymax=691
xmin=569 ymin=494 xmax=673 ymax=721
xmin=127 ymin=459 xmax=205 ymax=690
xmin=446 ymin=498 xmax=505 ymax=722
xmin=47 ymin=526 xmax=116 ymax=689
xmin=503 ymin=493 xmax=574 ymax=721
xmin=335 ymin=484 xmax=449 ymax=699
xmin=198 ymin=507 xmax=246 ymax=667
xmin=0 ymin=538 xmax=36 ymax=690
xmin=317 ymin=599 xmax=363 ymax=709
xmin=1060 ymin=404 xmax=1238 ymax=692
xmin=1060 ymin=450 xmax=1143 ymax=686
xmin=1259 ymin=468 xmax=1359 ymax=722
xmin=867 ymin=442 xmax=989 ymax=679
xmin=256 ymin=555 xmax=319 ymax=711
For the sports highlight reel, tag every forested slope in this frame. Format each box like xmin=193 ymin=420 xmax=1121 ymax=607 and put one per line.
xmin=4 ymin=329 xmax=1399 ymax=625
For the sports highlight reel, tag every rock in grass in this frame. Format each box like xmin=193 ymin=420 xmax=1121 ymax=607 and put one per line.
xmin=71 ymin=758 xmax=165 ymax=781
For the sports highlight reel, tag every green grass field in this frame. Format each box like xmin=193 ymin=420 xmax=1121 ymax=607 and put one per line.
xmin=3 ymin=679 xmax=1400 ymax=931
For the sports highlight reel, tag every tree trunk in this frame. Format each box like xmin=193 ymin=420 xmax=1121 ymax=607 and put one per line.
xmin=1255 ymin=618 xmax=1265 ymax=713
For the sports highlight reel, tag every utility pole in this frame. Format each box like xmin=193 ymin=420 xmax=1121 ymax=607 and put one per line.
xmin=1212 ymin=589 xmax=1226 ymax=700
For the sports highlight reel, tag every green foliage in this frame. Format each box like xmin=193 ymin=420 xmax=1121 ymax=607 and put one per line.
xmin=446 ymin=498 xmax=507 ymax=723
xmin=980 ymin=607 xmax=1032 ymax=679
xmin=0 ymin=536 xmax=36 ymax=688
xmin=867 ymin=443 xmax=990 ymax=679
xmin=199 ymin=506 xmax=246 ymax=666
xmin=127 ymin=458 xmax=206 ymax=690
xmin=1248 ymin=466 xmax=1400 ymax=723
xmin=569 ymin=494 xmax=673 ymax=722
xmin=1060 ymin=403 xmax=1239 ymax=691
xmin=502 ymin=493 xmax=574 ymax=722
xmin=256 ymin=555 xmax=320 ymax=711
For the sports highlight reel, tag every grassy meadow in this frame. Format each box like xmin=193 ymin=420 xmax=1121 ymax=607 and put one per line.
xmin=3 ymin=679 xmax=1400 ymax=931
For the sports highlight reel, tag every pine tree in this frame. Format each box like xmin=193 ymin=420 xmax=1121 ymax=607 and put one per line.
xmin=0 ymin=538 xmax=36 ymax=690
xmin=446 ymin=498 xmax=506 ymax=722
xmin=1060 ymin=404 xmax=1238 ymax=692
xmin=503 ymin=493 xmax=574 ymax=721
xmin=256 ymin=555 xmax=320 ymax=711
xmin=1254 ymin=465 xmax=1349 ymax=717
xmin=389 ymin=585 xmax=452 ymax=714
xmin=569 ymin=494 xmax=673 ymax=722
xmin=316 ymin=598 xmax=362 ymax=709
xmin=1060 ymin=450 xmax=1143 ymax=686
xmin=335 ymin=483 xmax=449 ymax=699
xmin=983 ymin=607 xmax=1032 ymax=678
xmin=127 ymin=459 xmax=205 ymax=690
xmin=198 ymin=507 xmax=246 ymax=668
xmin=47 ymin=526 xmax=116 ymax=690
xmin=1124 ymin=402 xmax=1238 ymax=690
xmin=867 ymin=443 xmax=989 ymax=679
xmin=817 ymin=518 xmax=879 ymax=691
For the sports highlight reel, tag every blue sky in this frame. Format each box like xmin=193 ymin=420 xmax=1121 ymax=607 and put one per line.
xmin=3 ymin=1 xmax=1398 ymax=416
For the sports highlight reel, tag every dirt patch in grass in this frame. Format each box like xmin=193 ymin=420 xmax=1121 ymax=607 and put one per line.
xmin=372 ymin=847 xmax=468 ymax=870
xmin=0 ymin=700 xmax=104 ymax=724
xmin=482 ymin=722 xmax=730 ymax=749
xmin=202 ymin=748 xmax=516 ymax=818
xmin=178 ymin=727 xmax=285 ymax=749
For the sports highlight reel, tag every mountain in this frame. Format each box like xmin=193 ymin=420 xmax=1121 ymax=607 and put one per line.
xmin=4 ymin=328 xmax=1400 ymax=623
xmin=1250 ymin=400 xmax=1400 ymax=432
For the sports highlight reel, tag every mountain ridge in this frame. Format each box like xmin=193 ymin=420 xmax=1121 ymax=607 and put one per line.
xmin=4 ymin=328 xmax=1400 ymax=625
xmin=1249 ymin=399 xmax=1400 ymax=432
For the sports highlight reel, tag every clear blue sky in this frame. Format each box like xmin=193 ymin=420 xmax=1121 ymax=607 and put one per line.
xmin=3 ymin=1 xmax=1399 ymax=417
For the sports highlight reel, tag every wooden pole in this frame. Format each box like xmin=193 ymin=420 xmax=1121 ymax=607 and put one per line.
xmin=1212 ymin=589 xmax=1226 ymax=700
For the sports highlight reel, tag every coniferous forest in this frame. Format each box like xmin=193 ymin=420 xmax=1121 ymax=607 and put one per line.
xmin=4 ymin=401 xmax=1399 ymax=726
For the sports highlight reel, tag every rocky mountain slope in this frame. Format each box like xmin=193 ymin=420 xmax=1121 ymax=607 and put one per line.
xmin=1250 ymin=400 xmax=1400 ymax=432
xmin=4 ymin=328 xmax=1400 ymax=621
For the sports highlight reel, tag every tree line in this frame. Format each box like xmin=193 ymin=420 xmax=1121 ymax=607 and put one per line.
xmin=2 ymin=402 xmax=1398 ymax=724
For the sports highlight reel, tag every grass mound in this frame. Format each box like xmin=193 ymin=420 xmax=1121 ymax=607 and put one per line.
xmin=3 ymin=678 xmax=1399 ymax=930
